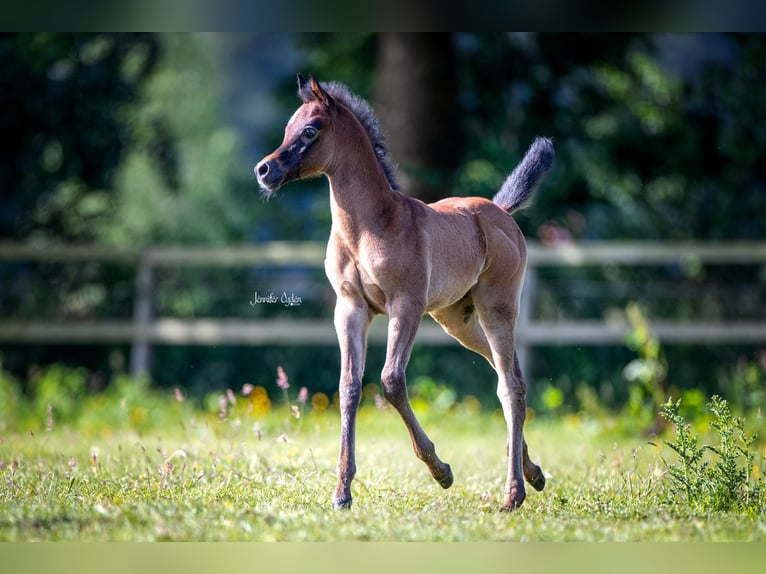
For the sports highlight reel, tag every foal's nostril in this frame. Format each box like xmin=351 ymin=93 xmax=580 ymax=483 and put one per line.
xmin=256 ymin=161 xmax=269 ymax=178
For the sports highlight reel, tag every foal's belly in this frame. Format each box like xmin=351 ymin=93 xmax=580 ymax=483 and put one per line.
xmin=356 ymin=260 xmax=475 ymax=315
xmin=425 ymin=261 xmax=483 ymax=312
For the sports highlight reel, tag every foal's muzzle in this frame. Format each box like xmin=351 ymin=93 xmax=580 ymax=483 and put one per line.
xmin=255 ymin=158 xmax=286 ymax=194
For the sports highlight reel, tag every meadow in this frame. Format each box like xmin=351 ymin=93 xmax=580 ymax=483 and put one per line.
xmin=1 ymin=367 xmax=764 ymax=542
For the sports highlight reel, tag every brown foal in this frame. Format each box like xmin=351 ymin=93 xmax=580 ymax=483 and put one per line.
xmin=255 ymin=75 xmax=554 ymax=511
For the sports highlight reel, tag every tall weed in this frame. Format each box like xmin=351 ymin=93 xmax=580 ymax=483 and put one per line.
xmin=660 ymin=395 xmax=764 ymax=513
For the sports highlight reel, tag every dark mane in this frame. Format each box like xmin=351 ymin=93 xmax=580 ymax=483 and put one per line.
xmin=322 ymin=82 xmax=401 ymax=192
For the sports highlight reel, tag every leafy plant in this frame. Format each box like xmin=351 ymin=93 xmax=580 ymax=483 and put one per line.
xmin=623 ymin=303 xmax=667 ymax=430
xmin=723 ymin=357 xmax=766 ymax=414
xmin=410 ymin=376 xmax=457 ymax=414
xmin=660 ymin=395 xmax=764 ymax=513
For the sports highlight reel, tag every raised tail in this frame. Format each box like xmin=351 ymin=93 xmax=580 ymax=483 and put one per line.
xmin=492 ymin=137 xmax=554 ymax=214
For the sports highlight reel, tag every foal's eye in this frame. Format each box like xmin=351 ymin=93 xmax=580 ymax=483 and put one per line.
xmin=301 ymin=126 xmax=318 ymax=142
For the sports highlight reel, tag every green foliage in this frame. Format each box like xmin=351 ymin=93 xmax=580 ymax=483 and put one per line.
xmin=1 ymin=363 xmax=199 ymax=436
xmin=99 ymin=34 xmax=251 ymax=246
xmin=0 ymin=33 xmax=162 ymax=241
xmin=410 ymin=376 xmax=458 ymax=414
xmin=723 ymin=357 xmax=766 ymax=414
xmin=297 ymin=33 xmax=377 ymax=97
xmin=29 ymin=364 xmax=88 ymax=424
xmin=1 ymin=33 xmax=251 ymax=246
xmin=622 ymin=303 xmax=667 ymax=427
xmin=660 ymin=395 xmax=764 ymax=513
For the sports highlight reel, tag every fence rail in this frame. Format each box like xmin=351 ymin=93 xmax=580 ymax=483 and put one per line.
xmin=2 ymin=241 xmax=765 ymax=377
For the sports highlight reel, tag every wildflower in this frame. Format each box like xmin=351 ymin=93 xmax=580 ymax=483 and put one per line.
xmin=374 ymin=394 xmax=386 ymax=410
xmin=241 ymin=384 xmax=254 ymax=397
xmin=297 ymin=386 xmax=308 ymax=404
xmin=277 ymin=433 xmax=289 ymax=443
xmin=291 ymin=405 xmax=301 ymax=419
xmin=276 ymin=365 xmax=290 ymax=390
xmin=276 ymin=366 xmax=291 ymax=416
xmin=226 ymin=389 xmax=237 ymax=406
xmin=174 ymin=387 xmax=185 ymax=402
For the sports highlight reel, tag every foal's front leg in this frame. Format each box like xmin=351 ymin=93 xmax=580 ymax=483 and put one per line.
xmin=332 ymin=298 xmax=371 ymax=509
xmin=381 ymin=298 xmax=453 ymax=489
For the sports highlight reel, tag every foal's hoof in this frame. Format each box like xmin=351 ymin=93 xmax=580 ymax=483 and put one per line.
xmin=332 ymin=497 xmax=352 ymax=510
xmin=525 ymin=464 xmax=546 ymax=492
xmin=500 ymin=490 xmax=526 ymax=512
xmin=500 ymin=482 xmax=527 ymax=512
xmin=434 ymin=464 xmax=454 ymax=489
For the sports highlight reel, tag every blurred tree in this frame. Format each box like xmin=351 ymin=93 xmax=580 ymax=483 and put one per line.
xmin=374 ymin=33 xmax=460 ymax=202
xmin=467 ymin=33 xmax=765 ymax=243
xmin=0 ymin=33 xmax=252 ymax=246
xmin=0 ymin=34 xmax=258 ymax=391
xmin=0 ymin=33 xmax=165 ymax=241
xmin=96 ymin=34 xmax=251 ymax=246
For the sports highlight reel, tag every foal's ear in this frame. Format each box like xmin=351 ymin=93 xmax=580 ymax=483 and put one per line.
xmin=311 ymin=76 xmax=336 ymax=110
xmin=297 ymin=74 xmax=335 ymax=110
xmin=297 ymin=73 xmax=313 ymax=103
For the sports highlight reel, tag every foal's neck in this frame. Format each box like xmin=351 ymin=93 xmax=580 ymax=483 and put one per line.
xmin=326 ymin=109 xmax=401 ymax=244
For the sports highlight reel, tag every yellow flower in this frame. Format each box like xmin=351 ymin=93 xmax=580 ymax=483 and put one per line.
xmin=311 ymin=392 xmax=329 ymax=413
xmin=249 ymin=386 xmax=272 ymax=416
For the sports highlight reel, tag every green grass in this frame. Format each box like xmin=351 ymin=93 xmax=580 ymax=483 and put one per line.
xmin=1 ymin=398 xmax=764 ymax=541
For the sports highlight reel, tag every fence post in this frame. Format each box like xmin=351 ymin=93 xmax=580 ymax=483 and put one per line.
xmin=517 ymin=265 xmax=537 ymax=382
xmin=130 ymin=251 xmax=154 ymax=377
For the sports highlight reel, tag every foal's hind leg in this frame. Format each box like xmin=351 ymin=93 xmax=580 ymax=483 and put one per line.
xmin=431 ymin=299 xmax=545 ymax=493
xmin=382 ymin=297 xmax=453 ymax=489
xmin=468 ymin=281 xmax=535 ymax=510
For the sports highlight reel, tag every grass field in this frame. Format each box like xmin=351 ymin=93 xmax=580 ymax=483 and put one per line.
xmin=1 ymin=387 xmax=764 ymax=542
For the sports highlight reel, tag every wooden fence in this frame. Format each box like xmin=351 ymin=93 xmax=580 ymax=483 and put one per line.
xmin=1 ymin=241 xmax=765 ymax=377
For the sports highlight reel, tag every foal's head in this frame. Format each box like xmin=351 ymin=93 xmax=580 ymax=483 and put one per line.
xmin=255 ymin=74 xmax=338 ymax=197
xmin=256 ymin=75 xmax=400 ymax=198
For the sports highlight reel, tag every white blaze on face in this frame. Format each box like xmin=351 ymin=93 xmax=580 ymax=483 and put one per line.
xmin=287 ymin=108 xmax=302 ymax=128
